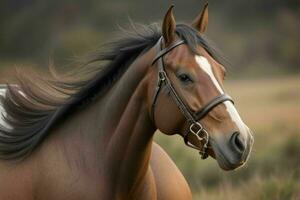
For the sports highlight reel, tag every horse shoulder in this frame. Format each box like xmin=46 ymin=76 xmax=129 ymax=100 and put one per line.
xmin=0 ymin=158 xmax=38 ymax=200
xmin=150 ymin=142 xmax=192 ymax=200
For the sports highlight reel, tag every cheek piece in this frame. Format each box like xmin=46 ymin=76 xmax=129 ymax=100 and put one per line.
xmin=151 ymin=37 xmax=233 ymax=159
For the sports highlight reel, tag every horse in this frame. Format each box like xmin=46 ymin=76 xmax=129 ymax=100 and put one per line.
xmin=0 ymin=4 xmax=254 ymax=200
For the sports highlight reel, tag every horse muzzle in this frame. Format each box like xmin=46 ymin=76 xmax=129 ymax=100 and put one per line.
xmin=210 ymin=131 xmax=254 ymax=170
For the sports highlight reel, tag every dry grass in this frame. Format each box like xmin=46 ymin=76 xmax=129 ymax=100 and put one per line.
xmin=155 ymin=75 xmax=300 ymax=200
xmin=225 ymin=76 xmax=300 ymax=130
xmin=194 ymin=175 xmax=300 ymax=200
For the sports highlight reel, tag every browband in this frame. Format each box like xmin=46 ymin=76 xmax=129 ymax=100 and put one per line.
xmin=152 ymin=39 xmax=185 ymax=65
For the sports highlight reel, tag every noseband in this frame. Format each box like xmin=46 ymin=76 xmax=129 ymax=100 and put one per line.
xmin=151 ymin=37 xmax=234 ymax=159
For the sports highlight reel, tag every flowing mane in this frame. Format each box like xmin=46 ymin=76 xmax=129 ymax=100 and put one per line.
xmin=0 ymin=23 xmax=223 ymax=160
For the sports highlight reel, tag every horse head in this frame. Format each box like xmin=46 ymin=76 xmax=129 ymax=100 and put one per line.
xmin=148 ymin=4 xmax=254 ymax=170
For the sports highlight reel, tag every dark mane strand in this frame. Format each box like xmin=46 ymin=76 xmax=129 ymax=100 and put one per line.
xmin=0 ymin=23 xmax=224 ymax=160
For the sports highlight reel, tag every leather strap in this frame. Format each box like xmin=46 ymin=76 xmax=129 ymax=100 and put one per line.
xmin=151 ymin=40 xmax=185 ymax=65
xmin=151 ymin=38 xmax=195 ymax=124
xmin=194 ymin=94 xmax=234 ymax=121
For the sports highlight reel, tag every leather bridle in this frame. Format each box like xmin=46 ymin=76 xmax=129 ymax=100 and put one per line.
xmin=151 ymin=37 xmax=234 ymax=159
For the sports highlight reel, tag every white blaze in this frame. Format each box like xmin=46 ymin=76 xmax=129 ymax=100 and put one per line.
xmin=195 ymin=56 xmax=223 ymax=93
xmin=195 ymin=56 xmax=247 ymax=134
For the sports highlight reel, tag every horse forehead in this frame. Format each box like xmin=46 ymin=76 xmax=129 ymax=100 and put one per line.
xmin=197 ymin=46 xmax=224 ymax=70
xmin=195 ymin=55 xmax=224 ymax=93
xmin=165 ymin=45 xmax=195 ymax=67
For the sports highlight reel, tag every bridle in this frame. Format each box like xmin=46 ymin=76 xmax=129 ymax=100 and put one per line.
xmin=151 ymin=37 xmax=234 ymax=159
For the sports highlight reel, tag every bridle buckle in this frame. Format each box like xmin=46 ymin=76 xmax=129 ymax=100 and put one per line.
xmin=158 ymin=71 xmax=166 ymax=81
xmin=189 ymin=122 xmax=203 ymax=139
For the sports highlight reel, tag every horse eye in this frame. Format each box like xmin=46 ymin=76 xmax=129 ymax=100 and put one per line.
xmin=177 ymin=73 xmax=193 ymax=84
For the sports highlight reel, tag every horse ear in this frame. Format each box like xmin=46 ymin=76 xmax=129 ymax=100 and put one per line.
xmin=162 ymin=5 xmax=176 ymax=46
xmin=191 ymin=3 xmax=208 ymax=33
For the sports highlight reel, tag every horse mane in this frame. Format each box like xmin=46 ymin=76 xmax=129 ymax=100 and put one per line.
xmin=0 ymin=23 xmax=223 ymax=160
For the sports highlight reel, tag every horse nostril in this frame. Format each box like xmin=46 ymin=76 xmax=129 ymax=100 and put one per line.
xmin=230 ymin=132 xmax=245 ymax=153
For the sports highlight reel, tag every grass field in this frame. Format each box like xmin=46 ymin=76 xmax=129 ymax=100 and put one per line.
xmin=155 ymin=75 xmax=300 ymax=200
xmin=1 ymin=66 xmax=299 ymax=199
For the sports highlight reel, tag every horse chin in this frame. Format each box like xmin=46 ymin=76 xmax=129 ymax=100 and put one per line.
xmin=209 ymin=145 xmax=245 ymax=171
xmin=214 ymin=151 xmax=245 ymax=171
xmin=203 ymin=148 xmax=239 ymax=170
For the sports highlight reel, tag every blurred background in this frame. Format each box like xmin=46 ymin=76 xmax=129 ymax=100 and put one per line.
xmin=0 ymin=0 xmax=299 ymax=199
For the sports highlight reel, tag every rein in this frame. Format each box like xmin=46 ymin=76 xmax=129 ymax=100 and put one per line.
xmin=151 ymin=37 xmax=234 ymax=159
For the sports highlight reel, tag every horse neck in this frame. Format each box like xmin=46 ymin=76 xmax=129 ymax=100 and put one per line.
xmin=77 ymin=48 xmax=157 ymax=197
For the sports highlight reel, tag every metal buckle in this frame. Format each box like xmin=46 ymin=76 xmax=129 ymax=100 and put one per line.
xmin=189 ymin=122 xmax=203 ymax=138
xmin=201 ymin=129 xmax=209 ymax=148
xmin=158 ymin=71 xmax=166 ymax=81
xmin=186 ymin=122 xmax=210 ymax=159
